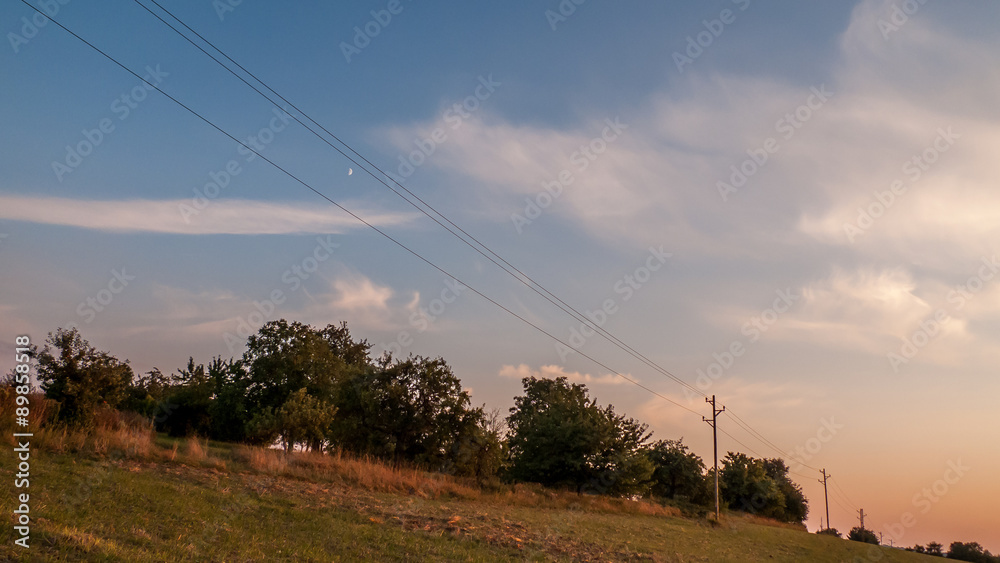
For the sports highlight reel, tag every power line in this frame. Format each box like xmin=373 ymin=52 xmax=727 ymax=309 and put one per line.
xmin=830 ymin=478 xmax=861 ymax=511
xmin=131 ymin=0 xmax=707 ymax=401
xmin=22 ymin=0 xmax=704 ymax=421
xmin=830 ymin=494 xmax=855 ymax=517
xmin=131 ymin=0 xmax=825 ymax=477
xmin=31 ymin=1 xmax=842 ymax=494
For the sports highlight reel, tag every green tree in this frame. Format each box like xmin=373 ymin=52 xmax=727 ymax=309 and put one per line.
xmin=947 ymin=542 xmax=999 ymax=562
xmin=646 ymin=439 xmax=710 ymax=505
xmin=244 ymin=320 xmax=346 ymax=408
xmin=720 ymin=452 xmax=783 ymax=519
xmin=847 ymin=526 xmax=879 ymax=544
xmin=445 ymin=408 xmax=507 ymax=481
xmin=250 ymin=388 xmax=338 ymax=453
xmin=241 ymin=320 xmax=367 ymax=446
xmin=762 ymin=458 xmax=809 ymax=523
xmin=159 ymin=357 xmax=215 ymax=437
xmin=34 ymin=327 xmax=133 ymax=426
xmin=333 ymin=355 xmax=482 ymax=469
xmin=506 ymin=376 xmax=652 ymax=495
xmin=718 ymin=453 xmax=808 ymax=523
xmin=207 ymin=358 xmax=250 ymax=442
xmin=120 ymin=367 xmax=172 ymax=419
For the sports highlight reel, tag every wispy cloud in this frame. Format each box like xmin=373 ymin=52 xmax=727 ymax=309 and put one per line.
xmin=0 ymin=196 xmax=417 ymax=235
xmin=498 ymin=363 xmax=630 ymax=386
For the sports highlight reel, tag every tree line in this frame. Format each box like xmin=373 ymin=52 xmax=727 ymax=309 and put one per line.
xmin=22 ymin=319 xmax=808 ymax=522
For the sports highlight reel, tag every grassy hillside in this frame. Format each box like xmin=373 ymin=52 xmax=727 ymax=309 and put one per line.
xmin=0 ymin=436 xmax=940 ymax=563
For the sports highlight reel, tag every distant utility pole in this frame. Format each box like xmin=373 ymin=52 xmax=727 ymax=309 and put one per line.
xmin=703 ymin=395 xmax=725 ymax=522
xmin=819 ymin=469 xmax=831 ymax=531
xmin=858 ymin=508 xmax=865 ymax=530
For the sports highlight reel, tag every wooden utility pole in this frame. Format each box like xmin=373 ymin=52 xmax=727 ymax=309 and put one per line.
xmin=703 ymin=395 xmax=725 ymax=521
xmin=858 ymin=508 xmax=865 ymax=530
xmin=819 ymin=469 xmax=831 ymax=531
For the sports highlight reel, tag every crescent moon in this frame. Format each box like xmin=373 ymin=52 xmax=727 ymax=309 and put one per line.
xmin=348 ymin=168 xmax=353 ymax=175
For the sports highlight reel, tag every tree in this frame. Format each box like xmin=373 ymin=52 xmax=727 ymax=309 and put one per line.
xmin=244 ymin=320 xmax=348 ymax=409
xmin=847 ymin=526 xmax=879 ymax=544
xmin=927 ymin=542 xmax=944 ymax=556
xmin=332 ymin=354 xmax=482 ymax=469
xmin=34 ymin=328 xmax=133 ymax=426
xmin=817 ymin=527 xmax=842 ymax=538
xmin=250 ymin=388 xmax=338 ymax=453
xmin=947 ymin=542 xmax=999 ymax=562
xmin=159 ymin=357 xmax=214 ymax=437
xmin=120 ymin=367 xmax=172 ymax=419
xmin=762 ymin=458 xmax=809 ymax=523
xmin=506 ymin=376 xmax=652 ymax=495
xmin=719 ymin=452 xmax=784 ymax=519
xmin=718 ymin=453 xmax=808 ymax=523
xmin=645 ymin=438 xmax=710 ymax=505
xmin=240 ymin=320 xmax=368 ymax=446
xmin=207 ymin=358 xmax=250 ymax=442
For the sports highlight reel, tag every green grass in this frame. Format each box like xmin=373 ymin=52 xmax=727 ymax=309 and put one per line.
xmin=0 ymin=447 xmax=941 ymax=562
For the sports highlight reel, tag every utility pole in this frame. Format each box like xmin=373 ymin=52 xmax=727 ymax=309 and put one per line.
xmin=703 ymin=395 xmax=725 ymax=522
xmin=819 ymin=469 xmax=831 ymax=531
xmin=858 ymin=508 xmax=865 ymax=530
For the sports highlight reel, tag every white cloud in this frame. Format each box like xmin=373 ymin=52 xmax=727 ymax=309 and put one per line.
xmin=498 ymin=363 xmax=629 ymax=386
xmin=376 ymin=0 xmax=1000 ymax=272
xmin=0 ymin=196 xmax=417 ymax=235
xmin=330 ymin=275 xmax=394 ymax=312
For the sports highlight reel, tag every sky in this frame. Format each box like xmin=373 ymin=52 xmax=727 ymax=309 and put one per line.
xmin=2 ymin=0 xmax=999 ymax=550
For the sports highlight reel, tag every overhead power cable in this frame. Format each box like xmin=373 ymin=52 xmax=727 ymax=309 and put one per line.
xmin=22 ymin=0 xmax=703 ymax=420
xmin=131 ymin=0 xmax=707 ymax=401
xmin=132 ymin=0 xmax=821 ymax=473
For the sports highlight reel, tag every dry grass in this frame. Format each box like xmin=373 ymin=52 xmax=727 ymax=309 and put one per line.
xmin=233 ymin=446 xmax=480 ymax=499
xmin=0 ymin=392 xmax=759 ymax=525
xmin=493 ymin=482 xmax=682 ymax=518
xmin=739 ymin=512 xmax=810 ymax=531
xmin=2 ymin=397 xmax=159 ymax=459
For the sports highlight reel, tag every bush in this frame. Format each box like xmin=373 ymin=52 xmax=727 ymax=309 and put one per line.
xmin=848 ymin=526 xmax=879 ymax=544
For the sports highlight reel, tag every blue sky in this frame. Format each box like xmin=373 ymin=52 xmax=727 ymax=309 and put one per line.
xmin=3 ymin=0 xmax=1000 ymax=548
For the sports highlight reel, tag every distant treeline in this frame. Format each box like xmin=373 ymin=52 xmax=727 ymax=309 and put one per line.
xmin=19 ymin=320 xmax=809 ymax=523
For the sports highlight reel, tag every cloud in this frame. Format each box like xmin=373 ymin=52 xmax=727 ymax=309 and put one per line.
xmin=376 ymin=0 xmax=1000 ymax=273
xmin=498 ymin=363 xmax=630 ymax=386
xmin=0 ymin=196 xmax=417 ymax=235
xmin=330 ymin=275 xmax=394 ymax=312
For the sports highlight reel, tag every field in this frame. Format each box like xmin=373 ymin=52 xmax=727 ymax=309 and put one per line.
xmin=0 ymin=431 xmax=941 ymax=562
